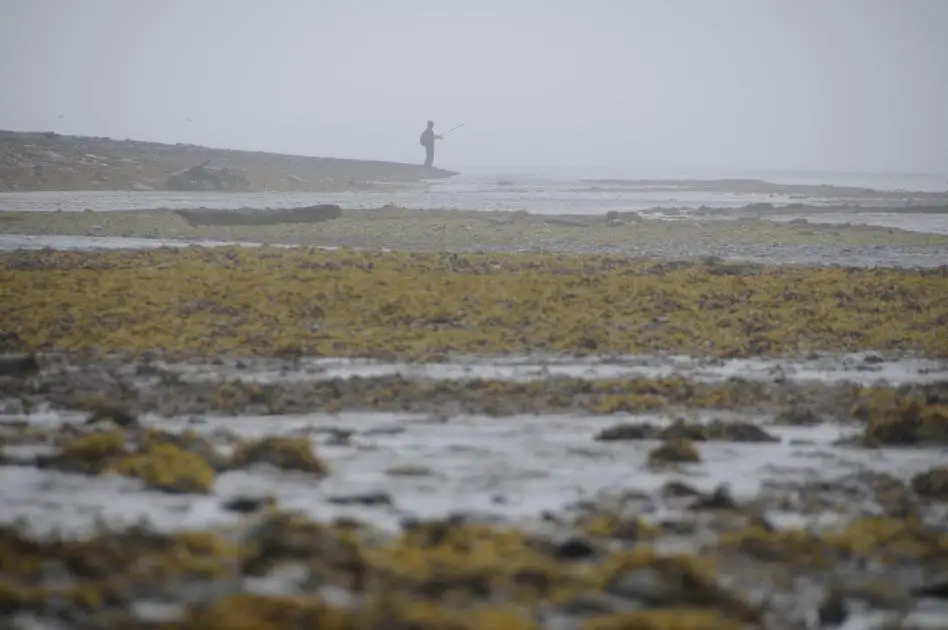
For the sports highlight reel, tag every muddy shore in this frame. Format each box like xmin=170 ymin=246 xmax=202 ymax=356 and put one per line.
xmin=0 ymin=130 xmax=457 ymax=193
xmin=2 ymin=245 xmax=948 ymax=628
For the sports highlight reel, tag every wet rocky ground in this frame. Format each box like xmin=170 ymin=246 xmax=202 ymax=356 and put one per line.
xmin=1 ymin=351 xmax=947 ymax=629
xmin=1 ymin=247 xmax=947 ymax=629
xmin=2 ymin=206 xmax=948 ymax=269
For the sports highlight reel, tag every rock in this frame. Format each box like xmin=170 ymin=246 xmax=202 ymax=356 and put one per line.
xmin=817 ymin=588 xmax=849 ymax=626
xmin=607 ymin=566 xmax=668 ymax=602
xmin=911 ymin=466 xmax=948 ymax=500
xmin=385 ymin=464 xmax=434 ymax=477
xmin=689 ymin=485 xmax=740 ymax=511
xmin=0 ymin=353 xmax=39 ymax=378
xmin=0 ymin=331 xmax=31 ymax=353
xmin=661 ymin=480 xmax=703 ymax=498
xmin=774 ymin=404 xmax=822 ymax=425
xmin=223 ymin=495 xmax=276 ymax=514
xmin=544 ymin=216 xmax=590 ymax=228
xmin=595 ymin=422 xmax=660 ymax=441
xmin=229 ymin=436 xmax=328 ymax=475
xmin=144 ymin=429 xmax=230 ymax=471
xmin=327 ymin=491 xmax=393 ymax=506
xmin=912 ymin=573 xmax=948 ymax=599
xmin=176 ymin=204 xmax=342 ymax=227
xmin=648 ymin=438 xmax=701 ymax=466
xmin=551 ymin=537 xmax=598 ymax=560
xmin=596 ymin=420 xmax=777 ymax=444
xmin=662 ymin=419 xmax=779 ymax=443
xmin=85 ymin=402 xmax=137 ymax=427
xmin=111 ymin=443 xmax=217 ymax=494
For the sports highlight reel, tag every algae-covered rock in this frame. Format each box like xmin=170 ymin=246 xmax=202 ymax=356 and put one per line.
xmin=37 ymin=429 xmax=218 ymax=494
xmin=596 ymin=419 xmax=777 ymax=444
xmin=50 ymin=430 xmax=128 ymax=474
xmin=861 ymin=393 xmax=948 ymax=445
xmin=143 ymin=428 xmax=230 ymax=471
xmin=722 ymin=517 xmax=948 ymax=568
xmin=240 ymin=511 xmax=362 ymax=578
xmin=648 ymin=439 xmax=701 ymax=466
xmin=773 ymin=404 xmax=821 ymax=426
xmin=229 ymin=436 xmax=328 ymax=475
xmin=662 ymin=419 xmax=779 ymax=443
xmin=109 ymin=443 xmax=216 ymax=493
xmin=598 ymin=550 xmax=759 ymax=623
xmin=911 ymin=466 xmax=948 ymax=500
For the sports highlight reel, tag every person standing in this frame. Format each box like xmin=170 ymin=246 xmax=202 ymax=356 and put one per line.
xmin=419 ymin=120 xmax=442 ymax=168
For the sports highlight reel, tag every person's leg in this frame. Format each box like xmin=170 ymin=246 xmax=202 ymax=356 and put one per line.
xmin=424 ymin=145 xmax=434 ymax=168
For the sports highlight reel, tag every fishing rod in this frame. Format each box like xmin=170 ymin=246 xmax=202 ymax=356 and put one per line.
xmin=440 ymin=122 xmax=466 ymax=137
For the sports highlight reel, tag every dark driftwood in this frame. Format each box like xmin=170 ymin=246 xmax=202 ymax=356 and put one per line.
xmin=175 ymin=204 xmax=343 ymax=227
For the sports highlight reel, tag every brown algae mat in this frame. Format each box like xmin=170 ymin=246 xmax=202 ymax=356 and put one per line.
xmin=2 ymin=246 xmax=947 ymax=360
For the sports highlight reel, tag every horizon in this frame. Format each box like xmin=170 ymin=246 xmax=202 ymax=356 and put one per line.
xmin=4 ymin=126 xmax=947 ymax=184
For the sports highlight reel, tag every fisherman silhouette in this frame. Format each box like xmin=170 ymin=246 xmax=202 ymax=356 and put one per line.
xmin=419 ymin=120 xmax=443 ymax=168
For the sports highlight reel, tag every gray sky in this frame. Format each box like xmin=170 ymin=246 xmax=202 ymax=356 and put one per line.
xmin=2 ymin=0 xmax=946 ymax=173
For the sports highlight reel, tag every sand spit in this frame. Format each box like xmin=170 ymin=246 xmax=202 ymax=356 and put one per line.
xmin=579 ymin=177 xmax=948 ymax=201
xmin=0 ymin=129 xmax=457 ymax=193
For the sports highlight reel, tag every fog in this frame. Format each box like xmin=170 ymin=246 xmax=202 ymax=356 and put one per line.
xmin=1 ymin=0 xmax=947 ymax=174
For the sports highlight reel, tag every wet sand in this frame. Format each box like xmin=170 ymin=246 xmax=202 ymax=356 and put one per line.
xmin=2 ymin=245 xmax=948 ymax=628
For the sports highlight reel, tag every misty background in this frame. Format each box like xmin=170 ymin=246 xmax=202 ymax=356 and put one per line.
xmin=1 ymin=0 xmax=946 ymax=175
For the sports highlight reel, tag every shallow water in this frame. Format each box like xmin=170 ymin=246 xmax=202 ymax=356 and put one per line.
xmin=0 ymin=233 xmax=245 ymax=251
xmin=3 ymin=352 xmax=946 ymax=537
xmin=165 ymin=353 xmax=948 ymax=388
xmin=2 ymin=408 xmax=945 ymax=539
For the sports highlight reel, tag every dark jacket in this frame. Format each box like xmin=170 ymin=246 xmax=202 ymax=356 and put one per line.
xmin=420 ymin=129 xmax=435 ymax=148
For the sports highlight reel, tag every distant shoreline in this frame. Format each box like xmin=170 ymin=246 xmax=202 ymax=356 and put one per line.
xmin=0 ymin=129 xmax=458 ymax=193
